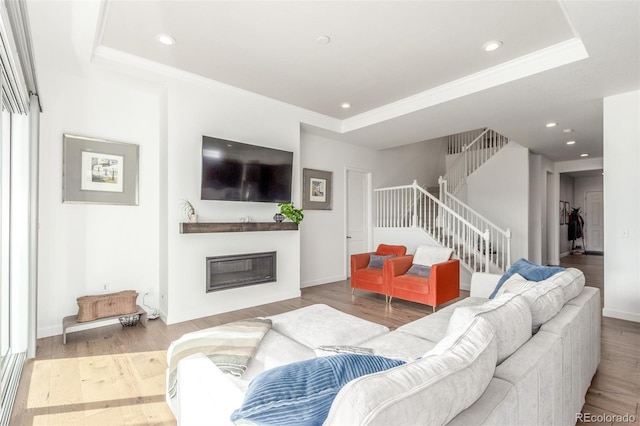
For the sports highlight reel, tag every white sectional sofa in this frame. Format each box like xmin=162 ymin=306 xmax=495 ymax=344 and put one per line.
xmin=167 ymin=268 xmax=600 ymax=425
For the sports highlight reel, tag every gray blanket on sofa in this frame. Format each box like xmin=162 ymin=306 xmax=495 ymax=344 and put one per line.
xmin=167 ymin=317 xmax=272 ymax=400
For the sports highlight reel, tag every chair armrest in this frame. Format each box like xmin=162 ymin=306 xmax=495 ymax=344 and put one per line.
xmin=470 ymin=273 xmax=502 ymax=298
xmin=385 ymin=255 xmax=414 ymax=278
xmin=351 ymin=252 xmax=374 ymax=273
xmin=430 ymin=259 xmax=460 ymax=283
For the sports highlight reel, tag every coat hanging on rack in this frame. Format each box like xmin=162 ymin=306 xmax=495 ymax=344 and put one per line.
xmin=568 ymin=207 xmax=586 ymax=253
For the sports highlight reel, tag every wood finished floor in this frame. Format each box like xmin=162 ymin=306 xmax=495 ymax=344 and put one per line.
xmin=11 ymin=254 xmax=639 ymax=425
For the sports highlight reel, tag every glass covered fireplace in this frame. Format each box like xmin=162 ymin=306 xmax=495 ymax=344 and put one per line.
xmin=206 ymin=251 xmax=276 ymax=293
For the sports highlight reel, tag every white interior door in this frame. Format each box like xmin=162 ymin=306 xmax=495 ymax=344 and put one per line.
xmin=584 ymin=191 xmax=604 ymax=252
xmin=346 ymin=169 xmax=370 ymax=277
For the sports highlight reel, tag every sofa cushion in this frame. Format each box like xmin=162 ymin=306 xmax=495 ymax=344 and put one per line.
xmin=448 ymin=293 xmax=532 ymax=364
xmin=413 ymin=245 xmax=453 ymax=266
xmin=353 ymin=267 xmax=384 ymax=284
xmin=361 ymin=330 xmax=438 ymax=362
xmin=498 ymin=273 xmax=565 ymax=333
xmin=546 ymin=267 xmax=585 ymax=303
xmin=324 ymin=316 xmax=498 ymax=426
xmin=489 ymin=258 xmax=565 ymax=299
xmin=230 ymin=354 xmax=405 ymax=426
xmin=367 ymin=253 xmax=395 ymax=269
xmin=391 ymin=274 xmax=430 ymax=293
xmin=268 ymin=304 xmax=389 ymax=349
xmin=397 ymin=297 xmax=486 ymax=343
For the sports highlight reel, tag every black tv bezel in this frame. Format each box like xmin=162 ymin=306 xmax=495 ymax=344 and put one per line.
xmin=200 ymin=136 xmax=293 ymax=203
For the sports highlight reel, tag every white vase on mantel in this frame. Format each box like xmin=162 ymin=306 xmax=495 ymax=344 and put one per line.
xmin=188 ymin=213 xmax=198 ymax=223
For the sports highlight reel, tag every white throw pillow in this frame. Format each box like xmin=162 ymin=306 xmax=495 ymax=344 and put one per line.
xmin=447 ymin=293 xmax=532 ymax=364
xmin=498 ymin=274 xmax=564 ymax=333
xmin=324 ymin=316 xmax=498 ymax=426
xmin=546 ymin=268 xmax=585 ymax=303
xmin=413 ymin=245 xmax=453 ymax=267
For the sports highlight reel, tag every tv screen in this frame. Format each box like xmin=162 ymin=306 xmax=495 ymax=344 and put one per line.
xmin=201 ymin=136 xmax=293 ymax=203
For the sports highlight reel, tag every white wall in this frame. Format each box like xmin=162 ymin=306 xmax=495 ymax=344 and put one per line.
xmin=375 ymin=137 xmax=447 ymax=188
xmin=299 ymin=133 xmax=378 ymax=287
xmin=466 ymin=142 xmax=530 ymax=263
xmin=574 ymin=176 xmax=603 ymax=209
xmin=603 ymin=90 xmax=640 ymax=323
xmin=36 ymin=73 xmax=162 ymax=337
xmin=163 ymin=80 xmax=310 ymax=323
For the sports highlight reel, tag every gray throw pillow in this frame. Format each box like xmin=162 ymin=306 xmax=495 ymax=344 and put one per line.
xmin=406 ymin=264 xmax=431 ymax=278
xmin=368 ymin=254 xmax=395 ymax=269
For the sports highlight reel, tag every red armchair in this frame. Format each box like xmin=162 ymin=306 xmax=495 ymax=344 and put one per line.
xmin=385 ymin=254 xmax=460 ymax=312
xmin=350 ymin=244 xmax=407 ymax=301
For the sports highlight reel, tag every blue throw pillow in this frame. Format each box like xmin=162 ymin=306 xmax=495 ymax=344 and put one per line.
xmin=367 ymin=254 xmax=395 ymax=269
xmin=489 ymin=258 xmax=565 ymax=299
xmin=406 ymin=264 xmax=431 ymax=278
xmin=230 ymin=354 xmax=405 ymax=426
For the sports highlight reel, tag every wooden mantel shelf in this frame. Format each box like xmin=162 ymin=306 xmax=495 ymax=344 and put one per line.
xmin=180 ymin=222 xmax=298 ymax=234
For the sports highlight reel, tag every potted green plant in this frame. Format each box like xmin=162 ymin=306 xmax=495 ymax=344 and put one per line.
xmin=277 ymin=202 xmax=304 ymax=224
xmin=180 ymin=199 xmax=198 ymax=223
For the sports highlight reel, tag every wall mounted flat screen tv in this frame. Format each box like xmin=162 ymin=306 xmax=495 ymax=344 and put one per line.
xmin=201 ymin=136 xmax=293 ymax=203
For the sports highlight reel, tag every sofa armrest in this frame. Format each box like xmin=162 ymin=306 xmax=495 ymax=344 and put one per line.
xmin=351 ymin=252 xmax=374 ymax=272
xmin=173 ymin=353 xmax=244 ymax=426
xmin=470 ymin=273 xmax=502 ymax=298
xmin=386 ymin=255 xmax=414 ymax=278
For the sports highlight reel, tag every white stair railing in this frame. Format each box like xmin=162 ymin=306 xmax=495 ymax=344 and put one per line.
xmin=439 ymin=178 xmax=511 ymax=272
xmin=444 ymin=128 xmax=510 ymax=194
xmin=375 ymin=181 xmax=493 ymax=273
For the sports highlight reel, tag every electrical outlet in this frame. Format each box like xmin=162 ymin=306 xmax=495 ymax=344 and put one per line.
xmin=102 ymin=282 xmax=109 ymax=292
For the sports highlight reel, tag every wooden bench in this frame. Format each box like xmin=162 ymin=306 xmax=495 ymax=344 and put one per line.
xmin=62 ymin=305 xmax=148 ymax=344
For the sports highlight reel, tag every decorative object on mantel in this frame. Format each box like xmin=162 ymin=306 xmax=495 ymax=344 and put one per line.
xmin=180 ymin=199 xmax=198 ymax=223
xmin=273 ymin=213 xmax=284 ymax=222
xmin=62 ymin=134 xmax=139 ymax=205
xmin=277 ymin=202 xmax=304 ymax=224
xmin=302 ymin=168 xmax=333 ymax=210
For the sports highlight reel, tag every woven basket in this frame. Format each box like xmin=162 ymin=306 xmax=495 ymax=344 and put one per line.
xmin=77 ymin=290 xmax=138 ymax=322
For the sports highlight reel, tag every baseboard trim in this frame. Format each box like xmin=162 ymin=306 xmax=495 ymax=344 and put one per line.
xmin=301 ymin=275 xmax=347 ymax=288
xmin=603 ymin=308 xmax=640 ymax=323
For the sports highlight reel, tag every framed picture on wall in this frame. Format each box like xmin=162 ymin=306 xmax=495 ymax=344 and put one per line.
xmin=565 ymin=201 xmax=570 ymax=224
xmin=302 ymin=168 xmax=332 ymax=210
xmin=63 ymin=134 xmax=139 ymax=205
xmin=560 ymin=201 xmax=565 ymax=225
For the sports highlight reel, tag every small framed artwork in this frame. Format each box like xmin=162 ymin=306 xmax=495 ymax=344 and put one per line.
xmin=63 ymin=134 xmax=139 ymax=205
xmin=560 ymin=201 xmax=565 ymax=225
xmin=564 ymin=202 xmax=570 ymax=224
xmin=302 ymin=168 xmax=332 ymax=210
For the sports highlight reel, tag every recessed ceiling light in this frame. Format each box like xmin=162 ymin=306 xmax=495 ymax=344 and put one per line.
xmin=563 ymin=128 xmax=573 ymax=133
xmin=545 ymin=122 xmax=557 ymax=128
xmin=482 ymin=40 xmax=503 ymax=52
xmin=341 ymin=102 xmax=351 ymax=109
xmin=156 ymin=33 xmax=176 ymax=46
xmin=580 ymin=153 xmax=589 ymax=157
xmin=566 ymin=140 xmax=576 ymax=145
xmin=316 ymin=35 xmax=331 ymax=45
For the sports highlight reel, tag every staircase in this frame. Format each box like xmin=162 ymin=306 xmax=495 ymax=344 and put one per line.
xmin=374 ymin=128 xmax=512 ymax=274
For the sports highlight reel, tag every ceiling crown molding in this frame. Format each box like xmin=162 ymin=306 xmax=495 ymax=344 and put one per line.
xmin=341 ymin=38 xmax=589 ymax=134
